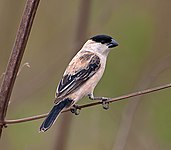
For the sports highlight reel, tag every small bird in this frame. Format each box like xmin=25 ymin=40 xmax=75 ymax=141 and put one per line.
xmin=39 ymin=34 xmax=118 ymax=132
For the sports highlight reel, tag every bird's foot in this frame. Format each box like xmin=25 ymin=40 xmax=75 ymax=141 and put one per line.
xmin=88 ymin=94 xmax=110 ymax=101
xmin=0 ymin=123 xmax=7 ymax=128
xmin=102 ymin=99 xmax=110 ymax=110
xmin=70 ymin=104 xmax=81 ymax=115
xmin=88 ymin=94 xmax=110 ymax=110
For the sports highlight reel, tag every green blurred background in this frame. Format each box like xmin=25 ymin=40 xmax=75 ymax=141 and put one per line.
xmin=0 ymin=0 xmax=171 ymax=150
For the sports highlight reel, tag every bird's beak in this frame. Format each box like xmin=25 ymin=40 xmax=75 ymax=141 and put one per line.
xmin=107 ymin=39 xmax=118 ymax=48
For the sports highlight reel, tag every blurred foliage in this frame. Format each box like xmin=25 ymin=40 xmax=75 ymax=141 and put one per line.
xmin=0 ymin=0 xmax=171 ymax=150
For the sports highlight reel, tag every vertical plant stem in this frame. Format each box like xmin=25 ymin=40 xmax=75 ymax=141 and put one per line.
xmin=0 ymin=0 xmax=40 ymax=138
xmin=74 ymin=0 xmax=92 ymax=51
xmin=112 ymin=1 xmax=171 ymax=149
xmin=54 ymin=0 xmax=92 ymax=150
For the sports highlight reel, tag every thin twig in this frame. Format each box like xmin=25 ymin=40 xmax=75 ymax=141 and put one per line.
xmin=0 ymin=73 xmax=5 ymax=80
xmin=113 ymin=54 xmax=171 ymax=150
xmin=0 ymin=62 xmax=30 ymax=82
xmin=1 ymin=82 xmax=171 ymax=125
xmin=17 ymin=62 xmax=30 ymax=76
xmin=0 ymin=0 xmax=40 ymax=137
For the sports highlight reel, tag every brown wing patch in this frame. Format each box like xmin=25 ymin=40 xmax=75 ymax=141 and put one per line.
xmin=64 ymin=51 xmax=95 ymax=75
xmin=55 ymin=52 xmax=101 ymax=101
xmin=79 ymin=52 xmax=93 ymax=61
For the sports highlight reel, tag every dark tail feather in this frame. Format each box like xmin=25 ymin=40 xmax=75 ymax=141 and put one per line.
xmin=39 ymin=98 xmax=73 ymax=132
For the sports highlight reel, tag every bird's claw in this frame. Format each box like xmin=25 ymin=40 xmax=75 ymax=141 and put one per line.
xmin=100 ymin=97 xmax=110 ymax=101
xmin=102 ymin=100 xmax=109 ymax=110
xmin=70 ymin=105 xmax=81 ymax=115
xmin=0 ymin=123 xmax=7 ymax=128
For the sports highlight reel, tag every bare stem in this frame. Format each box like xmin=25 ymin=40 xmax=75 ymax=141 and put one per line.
xmin=54 ymin=1 xmax=92 ymax=150
xmin=0 ymin=0 xmax=40 ymax=138
xmin=1 ymin=82 xmax=171 ymax=125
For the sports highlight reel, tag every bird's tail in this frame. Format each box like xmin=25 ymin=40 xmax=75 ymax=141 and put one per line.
xmin=39 ymin=98 xmax=73 ymax=132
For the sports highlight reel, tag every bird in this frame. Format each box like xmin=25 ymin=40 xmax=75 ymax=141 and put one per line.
xmin=39 ymin=34 xmax=118 ymax=132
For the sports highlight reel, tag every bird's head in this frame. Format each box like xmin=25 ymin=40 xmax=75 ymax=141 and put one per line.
xmin=83 ymin=34 xmax=118 ymax=55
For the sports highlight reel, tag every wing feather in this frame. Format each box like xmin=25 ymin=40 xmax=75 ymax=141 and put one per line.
xmin=55 ymin=52 xmax=100 ymax=101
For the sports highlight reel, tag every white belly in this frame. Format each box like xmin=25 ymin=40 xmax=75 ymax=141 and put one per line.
xmin=69 ymin=56 xmax=106 ymax=103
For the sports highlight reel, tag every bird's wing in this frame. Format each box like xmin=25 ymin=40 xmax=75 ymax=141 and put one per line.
xmin=55 ymin=51 xmax=100 ymax=102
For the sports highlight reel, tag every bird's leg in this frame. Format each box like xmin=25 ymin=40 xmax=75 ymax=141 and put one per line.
xmin=88 ymin=93 xmax=110 ymax=101
xmin=70 ymin=104 xmax=81 ymax=115
xmin=88 ymin=93 xmax=110 ymax=110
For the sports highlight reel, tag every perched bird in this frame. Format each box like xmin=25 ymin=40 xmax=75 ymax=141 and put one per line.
xmin=39 ymin=34 xmax=118 ymax=132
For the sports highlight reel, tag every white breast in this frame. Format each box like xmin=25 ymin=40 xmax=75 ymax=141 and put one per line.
xmin=69 ymin=54 xmax=107 ymax=103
